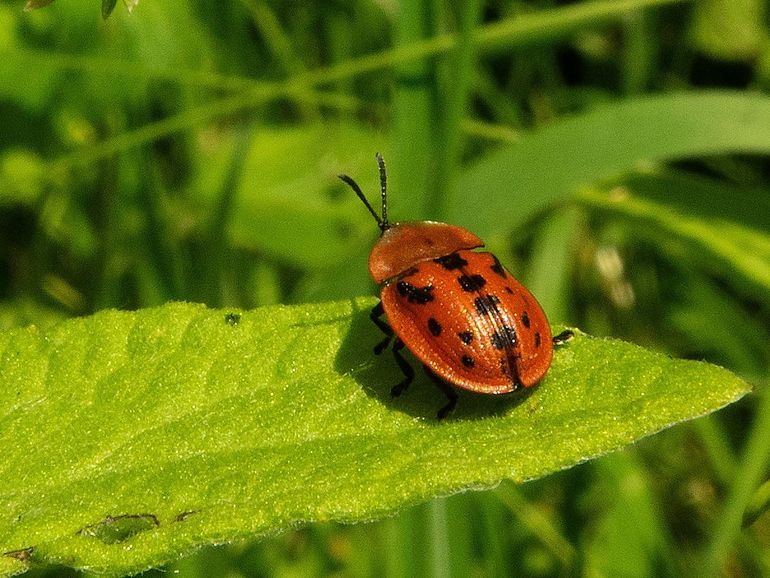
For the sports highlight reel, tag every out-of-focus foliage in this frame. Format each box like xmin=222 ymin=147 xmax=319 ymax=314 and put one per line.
xmin=1 ymin=0 xmax=769 ymax=576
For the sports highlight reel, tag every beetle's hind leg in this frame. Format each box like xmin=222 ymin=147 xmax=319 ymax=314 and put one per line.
xmin=390 ymin=338 xmax=415 ymax=398
xmin=423 ymin=366 xmax=458 ymax=420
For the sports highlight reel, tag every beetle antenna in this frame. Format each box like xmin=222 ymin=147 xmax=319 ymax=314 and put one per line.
xmin=375 ymin=152 xmax=389 ymax=229
xmin=338 ymin=173 xmax=384 ymax=231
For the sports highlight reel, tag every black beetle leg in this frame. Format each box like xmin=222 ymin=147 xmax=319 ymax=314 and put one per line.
xmin=423 ymin=366 xmax=458 ymax=420
xmin=390 ymin=338 xmax=415 ymax=397
xmin=370 ymin=301 xmax=393 ymax=354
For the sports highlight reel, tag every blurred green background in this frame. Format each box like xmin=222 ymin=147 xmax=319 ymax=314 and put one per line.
xmin=2 ymin=0 xmax=770 ymax=576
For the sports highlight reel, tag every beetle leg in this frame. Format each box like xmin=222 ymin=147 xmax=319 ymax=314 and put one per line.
xmin=369 ymin=302 xmax=416 ymax=398
xmin=374 ymin=339 xmax=391 ymax=355
xmin=423 ymin=367 xmax=458 ymax=420
xmin=390 ymin=338 xmax=415 ymax=398
xmin=370 ymin=301 xmax=393 ymax=354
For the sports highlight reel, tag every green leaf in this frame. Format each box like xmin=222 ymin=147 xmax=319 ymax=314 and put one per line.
xmin=451 ymin=92 xmax=770 ymax=238
xmin=0 ymin=301 xmax=749 ymax=576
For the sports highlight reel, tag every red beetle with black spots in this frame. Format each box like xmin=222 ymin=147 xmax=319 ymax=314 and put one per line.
xmin=340 ymin=154 xmax=572 ymax=419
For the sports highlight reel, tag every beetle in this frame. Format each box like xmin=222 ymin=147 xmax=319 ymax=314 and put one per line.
xmin=339 ymin=154 xmax=572 ymax=418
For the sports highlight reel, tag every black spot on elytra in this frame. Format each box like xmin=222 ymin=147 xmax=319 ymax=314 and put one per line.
xmin=500 ymin=359 xmax=508 ymax=376
xmin=504 ymin=287 xmax=513 ymax=294
xmin=397 ymin=281 xmax=435 ymax=304
xmin=458 ymin=331 xmax=473 ymax=345
xmin=535 ymin=332 xmax=542 ymax=348
xmin=521 ymin=312 xmax=530 ymax=328
xmin=427 ymin=317 xmax=442 ymax=336
xmin=461 ymin=355 xmax=475 ymax=368
xmin=490 ymin=255 xmax=507 ymax=278
xmin=490 ymin=325 xmax=517 ymax=350
xmin=458 ymin=274 xmax=486 ymax=292
xmin=434 ymin=252 xmax=468 ymax=270
xmin=474 ymin=295 xmax=500 ymax=316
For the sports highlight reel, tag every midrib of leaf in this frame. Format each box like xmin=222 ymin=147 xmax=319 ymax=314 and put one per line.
xmin=0 ymin=300 xmax=749 ymax=576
